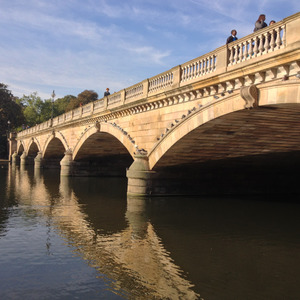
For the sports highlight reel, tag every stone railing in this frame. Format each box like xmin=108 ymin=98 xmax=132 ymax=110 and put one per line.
xmin=227 ymin=22 xmax=286 ymax=66
xmin=17 ymin=12 xmax=300 ymax=138
xmin=180 ymin=51 xmax=217 ymax=82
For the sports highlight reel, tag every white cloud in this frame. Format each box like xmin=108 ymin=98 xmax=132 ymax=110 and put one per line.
xmin=1 ymin=0 xmax=299 ymax=99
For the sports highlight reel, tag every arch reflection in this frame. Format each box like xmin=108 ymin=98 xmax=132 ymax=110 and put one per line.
xmin=7 ymin=168 xmax=199 ymax=299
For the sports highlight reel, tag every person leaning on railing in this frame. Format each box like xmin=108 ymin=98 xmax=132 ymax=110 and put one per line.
xmin=226 ymin=29 xmax=238 ymax=44
xmin=253 ymin=14 xmax=268 ymax=51
xmin=254 ymin=14 xmax=268 ymax=32
xmin=268 ymin=20 xmax=277 ymax=46
xmin=226 ymin=29 xmax=238 ymax=61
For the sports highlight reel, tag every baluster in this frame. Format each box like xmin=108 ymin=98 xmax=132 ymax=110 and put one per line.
xmin=244 ymin=41 xmax=249 ymax=60
xmin=264 ymin=32 xmax=269 ymax=53
xmin=269 ymin=30 xmax=275 ymax=51
xmin=182 ymin=67 xmax=186 ymax=81
xmin=253 ymin=37 xmax=258 ymax=56
xmin=196 ymin=61 xmax=200 ymax=77
xmin=276 ymin=26 xmax=283 ymax=49
xmin=258 ymin=34 xmax=264 ymax=54
xmin=248 ymin=39 xmax=253 ymax=58
xmin=193 ymin=63 xmax=196 ymax=78
xmin=233 ymin=45 xmax=238 ymax=63
xmin=229 ymin=46 xmax=234 ymax=65
xmin=200 ymin=60 xmax=204 ymax=75
xmin=207 ymin=57 xmax=211 ymax=73
xmin=239 ymin=42 xmax=243 ymax=61
xmin=212 ymin=55 xmax=216 ymax=70
xmin=211 ymin=55 xmax=215 ymax=71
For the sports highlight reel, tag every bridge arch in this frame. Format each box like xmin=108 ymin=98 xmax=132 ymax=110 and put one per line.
xmin=70 ymin=122 xmax=134 ymax=177
xmin=43 ymin=133 xmax=67 ymax=168
xmin=73 ymin=122 xmax=136 ymax=161
xmin=43 ymin=131 xmax=69 ymax=155
xmin=148 ymin=81 xmax=300 ymax=170
xmin=28 ymin=138 xmax=41 ymax=154
xmin=148 ymin=92 xmax=244 ymax=170
xmin=26 ymin=139 xmax=40 ymax=164
xmin=17 ymin=141 xmax=25 ymax=155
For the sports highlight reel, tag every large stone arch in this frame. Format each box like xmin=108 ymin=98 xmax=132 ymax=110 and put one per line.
xmin=148 ymin=81 xmax=300 ymax=170
xmin=72 ymin=122 xmax=136 ymax=161
xmin=148 ymin=92 xmax=244 ymax=170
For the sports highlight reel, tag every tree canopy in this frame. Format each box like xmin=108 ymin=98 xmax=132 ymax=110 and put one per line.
xmin=66 ymin=90 xmax=98 ymax=111
xmin=0 ymin=83 xmax=25 ymax=134
xmin=0 ymin=84 xmax=99 ymax=158
xmin=0 ymin=83 xmax=25 ymax=157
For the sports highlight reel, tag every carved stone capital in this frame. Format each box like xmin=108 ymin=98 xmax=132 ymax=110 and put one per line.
xmin=240 ymin=84 xmax=258 ymax=109
xmin=65 ymin=148 xmax=73 ymax=155
xmin=95 ymin=121 xmax=100 ymax=131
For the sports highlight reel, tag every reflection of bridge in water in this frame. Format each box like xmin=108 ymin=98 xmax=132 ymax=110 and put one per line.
xmin=9 ymin=12 xmax=300 ymax=196
xmin=6 ymin=165 xmax=199 ymax=299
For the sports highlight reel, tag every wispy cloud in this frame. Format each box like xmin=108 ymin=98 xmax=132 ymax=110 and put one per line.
xmin=0 ymin=0 xmax=299 ymax=99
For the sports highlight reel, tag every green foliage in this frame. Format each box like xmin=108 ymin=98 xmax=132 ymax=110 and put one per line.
xmin=78 ymin=90 xmax=98 ymax=103
xmin=19 ymin=92 xmax=45 ymax=126
xmin=55 ymin=95 xmax=75 ymax=115
xmin=66 ymin=90 xmax=98 ymax=111
xmin=0 ymin=84 xmax=99 ymax=158
xmin=0 ymin=83 xmax=25 ymax=158
xmin=0 ymin=83 xmax=25 ymax=134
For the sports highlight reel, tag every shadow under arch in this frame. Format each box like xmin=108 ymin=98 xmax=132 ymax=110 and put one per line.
xmin=148 ymin=92 xmax=243 ymax=170
xmin=147 ymin=95 xmax=300 ymax=195
xmin=73 ymin=122 xmax=136 ymax=160
xmin=72 ymin=122 xmax=134 ymax=177
xmin=43 ymin=131 xmax=69 ymax=155
xmin=17 ymin=142 xmax=25 ymax=155
xmin=43 ymin=135 xmax=67 ymax=168
xmin=26 ymin=139 xmax=40 ymax=164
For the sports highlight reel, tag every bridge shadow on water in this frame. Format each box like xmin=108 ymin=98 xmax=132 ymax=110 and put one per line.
xmin=152 ymin=150 xmax=300 ymax=197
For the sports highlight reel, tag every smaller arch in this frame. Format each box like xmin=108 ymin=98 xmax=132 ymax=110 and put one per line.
xmin=72 ymin=122 xmax=136 ymax=160
xmin=43 ymin=131 xmax=68 ymax=156
xmin=27 ymin=138 xmax=41 ymax=154
xmin=17 ymin=141 xmax=25 ymax=155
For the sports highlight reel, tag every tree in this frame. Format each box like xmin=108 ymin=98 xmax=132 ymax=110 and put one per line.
xmin=19 ymin=92 xmax=45 ymax=126
xmin=0 ymin=83 xmax=25 ymax=158
xmin=55 ymin=95 xmax=76 ymax=115
xmin=65 ymin=90 xmax=98 ymax=112
xmin=78 ymin=90 xmax=98 ymax=104
xmin=0 ymin=83 xmax=25 ymax=132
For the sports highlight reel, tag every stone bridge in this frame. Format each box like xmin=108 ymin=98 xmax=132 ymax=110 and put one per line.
xmin=9 ymin=12 xmax=300 ymax=196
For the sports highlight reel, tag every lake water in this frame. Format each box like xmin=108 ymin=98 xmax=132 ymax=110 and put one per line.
xmin=1 ymin=165 xmax=300 ymax=300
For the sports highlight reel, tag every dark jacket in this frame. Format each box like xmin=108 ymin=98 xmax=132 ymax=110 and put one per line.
xmin=226 ymin=35 xmax=238 ymax=44
xmin=254 ymin=21 xmax=267 ymax=32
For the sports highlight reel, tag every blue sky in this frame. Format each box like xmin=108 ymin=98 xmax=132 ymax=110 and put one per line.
xmin=0 ymin=0 xmax=299 ymax=100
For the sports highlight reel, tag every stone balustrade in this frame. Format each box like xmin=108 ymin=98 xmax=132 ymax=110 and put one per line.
xmin=227 ymin=22 xmax=286 ymax=66
xmin=17 ymin=12 xmax=300 ymax=138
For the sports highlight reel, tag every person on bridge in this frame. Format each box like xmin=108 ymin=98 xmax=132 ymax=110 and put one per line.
xmin=104 ymin=88 xmax=110 ymax=97
xmin=254 ymin=14 xmax=268 ymax=32
xmin=226 ymin=29 xmax=238 ymax=44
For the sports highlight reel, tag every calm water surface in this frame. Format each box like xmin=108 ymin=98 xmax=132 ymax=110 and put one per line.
xmin=0 ymin=165 xmax=300 ymax=300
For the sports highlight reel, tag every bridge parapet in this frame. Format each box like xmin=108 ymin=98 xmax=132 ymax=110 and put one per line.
xmin=17 ymin=12 xmax=300 ymax=139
